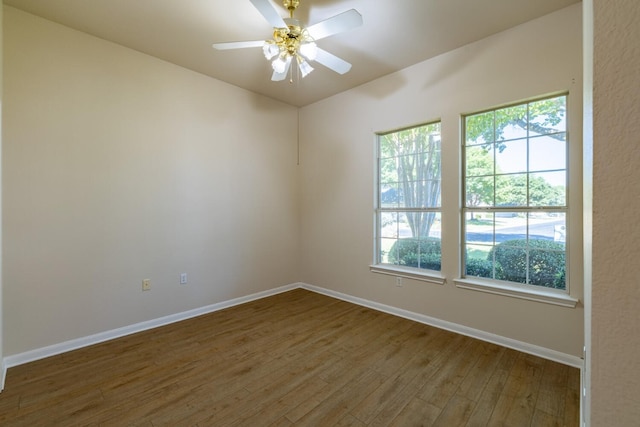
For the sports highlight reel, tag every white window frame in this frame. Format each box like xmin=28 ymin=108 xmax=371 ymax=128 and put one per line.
xmin=455 ymin=94 xmax=578 ymax=307
xmin=371 ymin=121 xmax=445 ymax=285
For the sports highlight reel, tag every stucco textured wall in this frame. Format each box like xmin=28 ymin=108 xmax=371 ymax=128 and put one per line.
xmin=592 ymin=0 xmax=640 ymax=424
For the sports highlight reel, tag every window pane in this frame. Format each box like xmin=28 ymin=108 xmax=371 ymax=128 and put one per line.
xmin=416 ymin=237 xmax=441 ymax=271
xmin=406 ymin=211 xmax=441 ymax=239
xmin=496 ymin=174 xmax=527 ymax=207
xmin=428 ymin=213 xmax=442 ymax=240
xmin=403 ymin=180 xmax=441 ymax=208
xmin=465 ymin=111 xmax=494 ymax=145
xmin=389 ymin=238 xmax=441 ymax=270
xmin=530 ymin=212 xmax=565 ymax=242
xmin=379 ymin=158 xmax=398 ymax=185
xmin=394 ymin=128 xmax=441 ymax=209
xmin=466 ymin=176 xmax=494 ymax=207
xmin=529 ymin=135 xmax=566 ymax=172
xmin=398 ymin=154 xmax=418 ymax=183
xmin=465 ymin=211 xmax=494 ymax=245
xmin=472 ymin=213 xmax=567 ymax=288
xmin=379 ymin=135 xmax=396 ymax=159
xmin=398 ymin=180 xmax=440 ymax=209
xmin=380 ymin=212 xmax=442 ymax=271
xmin=465 ymin=243 xmax=494 ymax=279
xmin=466 ymin=144 xmax=494 ymax=177
xmin=396 ymin=212 xmax=412 ymax=238
xmin=495 ymin=104 xmax=528 ymax=141
xmin=493 ymin=243 xmax=528 ymax=284
xmin=380 ymin=237 xmax=398 ymax=264
xmin=495 ymin=139 xmax=527 ymax=174
xmin=530 ymin=172 xmax=566 ymax=207
xmin=380 ymin=212 xmax=399 ymax=238
xmin=529 ymin=96 xmax=567 ymax=135
xmin=553 ymin=217 xmax=567 ymax=243
xmin=403 ymin=212 xmax=420 ymax=239
xmin=528 ymin=248 xmax=565 ymax=289
xmin=380 ymin=185 xmax=400 ymax=208
xmin=495 ymin=213 xmax=527 ymax=242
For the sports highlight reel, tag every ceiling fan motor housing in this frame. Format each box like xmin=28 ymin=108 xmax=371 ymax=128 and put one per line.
xmin=273 ymin=21 xmax=305 ymax=56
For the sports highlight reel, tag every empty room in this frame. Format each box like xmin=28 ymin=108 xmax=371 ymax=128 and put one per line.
xmin=0 ymin=0 xmax=638 ymax=425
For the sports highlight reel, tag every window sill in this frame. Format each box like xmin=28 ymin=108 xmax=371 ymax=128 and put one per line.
xmin=370 ymin=265 xmax=446 ymax=285
xmin=454 ymin=278 xmax=579 ymax=308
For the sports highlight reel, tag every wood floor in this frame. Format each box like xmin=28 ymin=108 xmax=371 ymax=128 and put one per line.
xmin=0 ymin=289 xmax=580 ymax=426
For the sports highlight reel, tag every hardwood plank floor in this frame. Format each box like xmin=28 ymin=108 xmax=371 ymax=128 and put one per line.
xmin=0 ymin=289 xmax=580 ymax=426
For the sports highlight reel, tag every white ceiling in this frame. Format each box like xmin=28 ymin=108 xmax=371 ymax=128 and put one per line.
xmin=4 ymin=0 xmax=581 ymax=107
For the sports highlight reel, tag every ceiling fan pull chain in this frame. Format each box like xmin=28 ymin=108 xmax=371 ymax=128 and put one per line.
xmin=289 ymin=59 xmax=294 ymax=84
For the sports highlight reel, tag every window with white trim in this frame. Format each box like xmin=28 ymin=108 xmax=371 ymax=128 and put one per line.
xmin=462 ymin=95 xmax=568 ymax=290
xmin=376 ymin=122 xmax=442 ymax=272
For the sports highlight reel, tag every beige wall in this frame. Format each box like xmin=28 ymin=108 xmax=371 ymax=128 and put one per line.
xmin=299 ymin=4 xmax=584 ymax=357
xmin=3 ymin=3 xmax=588 ymax=365
xmin=2 ymin=6 xmax=300 ymax=356
xmin=591 ymin=0 xmax=640 ymax=424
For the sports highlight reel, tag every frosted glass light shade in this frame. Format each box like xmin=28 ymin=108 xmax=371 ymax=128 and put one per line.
xmin=298 ymin=59 xmax=314 ymax=78
xmin=263 ymin=43 xmax=280 ymax=60
xmin=272 ymin=56 xmax=288 ymax=73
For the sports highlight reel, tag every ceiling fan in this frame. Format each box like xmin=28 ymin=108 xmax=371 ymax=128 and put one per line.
xmin=212 ymin=0 xmax=363 ymax=82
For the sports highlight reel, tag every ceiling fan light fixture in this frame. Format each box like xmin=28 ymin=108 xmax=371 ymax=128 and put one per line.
xmin=263 ymin=42 xmax=280 ymax=60
xmin=298 ymin=58 xmax=314 ymax=78
xmin=213 ymin=0 xmax=362 ymax=82
xmin=272 ymin=56 xmax=290 ymax=73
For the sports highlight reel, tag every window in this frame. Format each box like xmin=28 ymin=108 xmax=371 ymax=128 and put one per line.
xmin=375 ymin=122 xmax=442 ymax=274
xmin=462 ymin=95 xmax=568 ymax=290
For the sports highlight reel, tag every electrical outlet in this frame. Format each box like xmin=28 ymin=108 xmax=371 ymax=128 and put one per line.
xmin=396 ymin=277 xmax=403 ymax=287
xmin=180 ymin=273 xmax=188 ymax=285
xmin=142 ymin=279 xmax=151 ymax=291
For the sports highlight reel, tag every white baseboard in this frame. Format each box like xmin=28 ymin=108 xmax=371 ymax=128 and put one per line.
xmin=300 ymin=283 xmax=583 ymax=368
xmin=3 ymin=283 xmax=299 ymax=370
xmin=2 ymin=281 xmax=581 ymax=373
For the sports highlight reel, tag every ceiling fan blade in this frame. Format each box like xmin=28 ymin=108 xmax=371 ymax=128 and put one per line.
xmin=314 ymin=48 xmax=352 ymax=74
xmin=212 ymin=40 xmax=265 ymax=50
xmin=250 ymin=0 xmax=287 ymax=29
xmin=272 ymin=57 xmax=293 ymax=81
xmin=306 ymin=9 xmax=363 ymax=41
